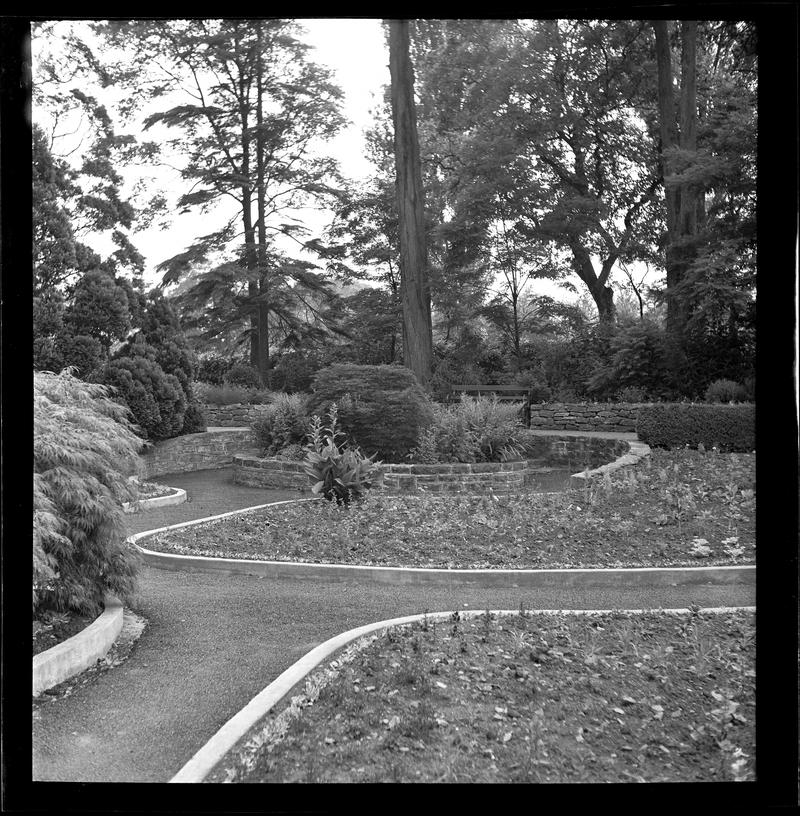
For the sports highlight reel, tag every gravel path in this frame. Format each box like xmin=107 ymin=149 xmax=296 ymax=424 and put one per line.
xmin=32 ymin=467 xmax=756 ymax=782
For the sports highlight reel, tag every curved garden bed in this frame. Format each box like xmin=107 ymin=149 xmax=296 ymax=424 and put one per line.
xmin=141 ymin=449 xmax=754 ymax=571
xmin=199 ymin=607 xmax=755 ymax=784
xmin=33 ymin=595 xmax=124 ymax=696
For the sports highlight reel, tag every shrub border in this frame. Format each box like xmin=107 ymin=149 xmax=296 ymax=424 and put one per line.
xmin=33 ymin=594 xmax=124 ymax=697
xmin=169 ymin=605 xmax=756 ymax=784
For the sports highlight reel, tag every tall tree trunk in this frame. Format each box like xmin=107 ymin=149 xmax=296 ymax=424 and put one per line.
xmin=653 ymin=20 xmax=699 ymax=381
xmin=236 ymin=40 xmax=260 ymax=377
xmin=255 ymin=23 xmax=271 ymax=389
xmin=389 ymin=19 xmax=433 ymax=387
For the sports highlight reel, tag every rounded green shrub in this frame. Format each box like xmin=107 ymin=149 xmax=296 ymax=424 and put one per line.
xmin=99 ymin=355 xmax=187 ymax=440
xmin=306 ymin=364 xmax=434 ymax=461
xmin=225 ymin=363 xmax=262 ymax=389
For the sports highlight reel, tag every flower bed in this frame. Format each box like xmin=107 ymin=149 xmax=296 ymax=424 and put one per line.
xmin=217 ymin=608 xmax=755 ymax=784
xmin=143 ymin=449 xmax=755 ymax=570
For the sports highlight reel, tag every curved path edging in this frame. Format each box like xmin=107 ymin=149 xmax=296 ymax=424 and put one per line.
xmin=123 ymin=488 xmax=187 ymax=514
xmin=170 ymin=604 xmax=756 ymax=784
xmin=33 ymin=594 xmax=124 ymax=696
xmin=130 ymin=499 xmax=754 ymax=589
xmin=569 ymin=439 xmax=650 ymax=486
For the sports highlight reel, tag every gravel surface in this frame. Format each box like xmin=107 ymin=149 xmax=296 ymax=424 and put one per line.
xmin=32 ymin=466 xmax=756 ymax=783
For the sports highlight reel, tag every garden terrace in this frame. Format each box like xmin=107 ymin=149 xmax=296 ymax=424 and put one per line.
xmin=233 ymin=433 xmax=634 ymax=495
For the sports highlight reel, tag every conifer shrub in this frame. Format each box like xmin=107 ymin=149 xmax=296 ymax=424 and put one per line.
xmin=637 ymin=403 xmax=755 ymax=452
xmin=99 ymin=354 xmax=187 ymax=440
xmin=181 ymin=401 xmax=207 ymax=435
xmin=306 ymin=364 xmax=434 ymax=461
xmin=34 ymin=370 xmax=143 ymax=616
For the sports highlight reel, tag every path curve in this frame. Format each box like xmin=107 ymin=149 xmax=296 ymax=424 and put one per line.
xmin=33 ymin=468 xmax=756 ymax=783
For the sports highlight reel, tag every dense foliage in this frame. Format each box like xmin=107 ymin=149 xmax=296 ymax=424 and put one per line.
xmin=410 ymin=396 xmax=525 ymax=463
xmin=34 ymin=370 xmax=143 ymax=616
xmin=252 ymin=393 xmax=310 ymax=456
xmin=637 ymin=403 xmax=755 ymax=452
xmin=99 ymin=354 xmax=187 ymax=440
xmin=307 ymin=364 xmax=434 ymax=461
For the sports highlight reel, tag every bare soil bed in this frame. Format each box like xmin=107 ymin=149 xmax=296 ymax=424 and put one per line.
xmin=144 ymin=450 xmax=755 ymax=569
xmin=219 ymin=608 xmax=755 ymax=784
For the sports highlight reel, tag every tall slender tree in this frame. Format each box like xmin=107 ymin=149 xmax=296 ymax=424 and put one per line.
xmin=96 ymin=19 xmax=346 ymax=384
xmin=388 ymin=19 xmax=434 ymax=385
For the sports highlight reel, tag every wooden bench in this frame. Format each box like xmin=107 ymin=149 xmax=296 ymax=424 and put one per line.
xmin=446 ymin=384 xmax=533 ymax=427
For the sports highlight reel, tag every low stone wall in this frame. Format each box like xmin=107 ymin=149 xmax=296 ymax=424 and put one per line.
xmin=138 ymin=429 xmax=260 ymax=480
xmin=233 ymin=456 xmax=310 ymax=492
xmin=233 ymin=435 xmax=632 ymax=495
xmin=528 ymin=403 xmax=642 ymax=432
xmin=201 ymin=403 xmax=272 ymax=427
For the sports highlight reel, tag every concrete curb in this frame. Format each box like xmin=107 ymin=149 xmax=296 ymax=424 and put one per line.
xmin=170 ymin=604 xmax=756 ymax=783
xmin=569 ymin=440 xmax=651 ymax=486
xmin=33 ymin=594 xmax=124 ymax=696
xmin=130 ymin=498 xmax=754 ymax=588
xmin=123 ymin=487 xmax=187 ymax=514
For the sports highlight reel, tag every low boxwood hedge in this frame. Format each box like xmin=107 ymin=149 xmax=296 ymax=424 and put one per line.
xmin=636 ymin=403 xmax=754 ymax=452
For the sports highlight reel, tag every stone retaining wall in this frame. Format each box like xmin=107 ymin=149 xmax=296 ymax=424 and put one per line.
xmin=233 ymin=435 xmax=631 ymax=495
xmin=528 ymin=403 xmax=642 ymax=431
xmin=138 ymin=429 xmax=260 ymax=479
xmin=201 ymin=403 xmax=272 ymax=427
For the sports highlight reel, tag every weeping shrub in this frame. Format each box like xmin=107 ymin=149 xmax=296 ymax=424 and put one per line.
xmin=34 ymin=370 xmax=143 ymax=617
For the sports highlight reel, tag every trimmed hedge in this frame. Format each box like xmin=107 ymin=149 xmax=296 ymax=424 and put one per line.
xmin=306 ymin=364 xmax=434 ymax=461
xmin=637 ymin=403 xmax=755 ymax=452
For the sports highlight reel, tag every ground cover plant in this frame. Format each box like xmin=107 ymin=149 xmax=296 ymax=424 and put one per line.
xmin=145 ymin=449 xmax=754 ymax=569
xmin=217 ymin=608 xmax=755 ymax=783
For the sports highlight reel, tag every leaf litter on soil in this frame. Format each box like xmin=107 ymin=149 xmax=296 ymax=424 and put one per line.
xmin=217 ymin=608 xmax=755 ymax=784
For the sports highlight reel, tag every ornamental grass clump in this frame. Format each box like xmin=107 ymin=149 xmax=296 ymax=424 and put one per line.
xmin=252 ymin=393 xmax=310 ymax=456
xmin=303 ymin=403 xmax=382 ymax=505
xmin=34 ymin=369 xmax=144 ymax=617
xmin=409 ymin=396 xmax=524 ymax=464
